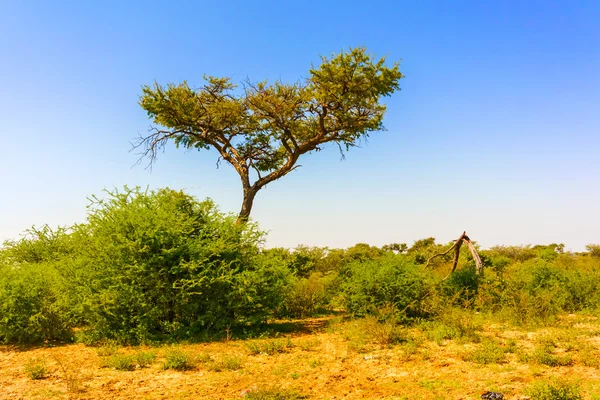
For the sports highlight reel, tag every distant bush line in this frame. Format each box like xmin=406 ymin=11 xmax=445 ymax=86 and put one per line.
xmin=1 ymin=187 xmax=599 ymax=344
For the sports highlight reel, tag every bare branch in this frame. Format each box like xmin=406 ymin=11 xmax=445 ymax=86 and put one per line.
xmin=336 ymin=142 xmax=346 ymax=161
xmin=424 ymin=231 xmax=484 ymax=279
xmin=131 ymin=127 xmax=180 ymax=171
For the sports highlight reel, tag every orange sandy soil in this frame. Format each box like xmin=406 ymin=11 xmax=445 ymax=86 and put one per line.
xmin=2 ymin=316 xmax=600 ymax=400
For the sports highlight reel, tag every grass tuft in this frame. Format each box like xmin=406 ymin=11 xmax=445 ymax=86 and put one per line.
xmin=246 ymin=338 xmax=294 ymax=355
xmin=241 ymin=386 xmax=307 ymax=399
xmin=163 ymin=348 xmax=196 ymax=371
xmin=208 ymin=354 xmax=243 ymax=371
xmin=24 ymin=358 xmax=48 ymax=380
xmin=464 ymin=340 xmax=507 ymax=364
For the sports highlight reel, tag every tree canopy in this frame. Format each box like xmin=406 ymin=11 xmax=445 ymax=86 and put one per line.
xmin=137 ymin=47 xmax=403 ymax=222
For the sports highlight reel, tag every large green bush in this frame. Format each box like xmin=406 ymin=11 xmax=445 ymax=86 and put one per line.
xmin=0 ymin=187 xmax=293 ymax=344
xmin=73 ymin=187 xmax=291 ymax=343
xmin=340 ymin=254 xmax=432 ymax=318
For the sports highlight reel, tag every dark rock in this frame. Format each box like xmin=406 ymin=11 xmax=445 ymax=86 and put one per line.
xmin=481 ymin=392 xmax=504 ymax=400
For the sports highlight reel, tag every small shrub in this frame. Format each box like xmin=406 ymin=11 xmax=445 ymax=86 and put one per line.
xmin=421 ymin=308 xmax=481 ymax=345
xmin=106 ymin=354 xmax=136 ymax=371
xmin=246 ymin=339 xmax=293 ymax=355
xmin=24 ymin=358 xmax=48 ymax=380
xmin=363 ymin=317 xmax=406 ymax=346
xmin=196 ymin=351 xmax=213 ymax=364
xmin=339 ymin=317 xmax=407 ymax=352
xmin=96 ymin=340 xmax=119 ymax=357
xmin=526 ymin=379 xmax=582 ymax=400
xmin=163 ymin=348 xmax=196 ymax=371
xmin=242 ymin=387 xmax=307 ymax=399
xmin=464 ymin=340 xmax=507 ymax=364
xmin=209 ymin=354 xmax=243 ymax=371
xmin=578 ymin=345 xmax=599 ymax=368
xmin=506 ymin=338 xmax=518 ymax=353
xmin=297 ymin=338 xmax=321 ymax=352
xmin=421 ymin=321 xmax=460 ymax=345
xmin=308 ymin=358 xmax=322 ymax=368
xmin=399 ymin=337 xmax=422 ymax=361
xmin=533 ymin=344 xmax=573 ymax=367
xmin=104 ymin=350 xmax=156 ymax=370
xmin=135 ymin=351 xmax=156 ymax=368
xmin=518 ymin=350 xmax=533 ymax=363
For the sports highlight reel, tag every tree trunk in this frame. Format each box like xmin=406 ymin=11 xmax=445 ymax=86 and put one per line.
xmin=237 ymin=187 xmax=258 ymax=224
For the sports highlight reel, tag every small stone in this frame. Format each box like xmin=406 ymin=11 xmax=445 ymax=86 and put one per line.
xmin=481 ymin=392 xmax=504 ymax=400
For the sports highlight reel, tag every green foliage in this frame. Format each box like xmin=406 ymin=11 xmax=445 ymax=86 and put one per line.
xmin=106 ymin=354 xmax=137 ymax=371
xmin=162 ymin=348 xmax=196 ymax=371
xmin=488 ymin=245 xmax=539 ymax=262
xmin=587 ymin=244 xmax=600 ymax=258
xmin=24 ymin=358 xmax=48 ymax=380
xmin=407 ymin=237 xmax=449 ymax=265
xmin=139 ymin=47 xmax=403 ymax=220
xmin=103 ymin=350 xmax=156 ymax=371
xmin=491 ymin=257 xmax=600 ymax=326
xmin=77 ymin=187 xmax=277 ymax=343
xmin=4 ymin=184 xmax=600 ymax=347
xmin=361 ymin=316 xmax=407 ymax=346
xmin=526 ymin=379 xmax=582 ymax=400
xmin=282 ymin=272 xmax=336 ymax=318
xmin=0 ymin=227 xmax=75 ymax=344
xmin=0 ymin=187 xmax=292 ymax=344
xmin=241 ymin=387 xmax=307 ymax=400
xmin=420 ymin=308 xmax=481 ymax=344
xmin=464 ymin=340 xmax=507 ymax=364
xmin=208 ymin=354 xmax=243 ymax=371
xmin=134 ymin=351 xmax=157 ymax=368
xmin=246 ymin=338 xmax=294 ymax=355
xmin=340 ymin=254 xmax=432 ymax=318
xmin=440 ymin=265 xmax=480 ymax=303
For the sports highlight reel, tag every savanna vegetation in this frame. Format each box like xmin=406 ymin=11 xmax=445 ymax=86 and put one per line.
xmin=2 ymin=187 xmax=600 ymax=399
xmin=2 ymin=48 xmax=599 ymax=400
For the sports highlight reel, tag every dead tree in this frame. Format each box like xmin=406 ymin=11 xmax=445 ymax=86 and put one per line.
xmin=424 ymin=231 xmax=483 ymax=279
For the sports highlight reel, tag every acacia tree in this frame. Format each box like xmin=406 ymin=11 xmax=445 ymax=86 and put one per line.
xmin=137 ymin=47 xmax=403 ymax=223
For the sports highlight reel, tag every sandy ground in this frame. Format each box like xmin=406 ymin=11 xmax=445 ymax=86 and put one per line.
xmin=2 ymin=316 xmax=600 ymax=399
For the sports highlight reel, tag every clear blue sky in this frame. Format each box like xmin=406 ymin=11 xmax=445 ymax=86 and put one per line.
xmin=1 ymin=1 xmax=599 ymax=251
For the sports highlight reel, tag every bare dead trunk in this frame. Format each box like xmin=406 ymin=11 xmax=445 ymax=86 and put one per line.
xmin=424 ymin=231 xmax=484 ymax=279
xmin=237 ymin=187 xmax=258 ymax=224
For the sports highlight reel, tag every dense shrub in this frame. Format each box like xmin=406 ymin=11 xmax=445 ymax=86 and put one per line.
xmin=440 ymin=265 xmax=480 ymax=304
xmin=74 ymin=187 xmax=291 ymax=343
xmin=282 ymin=272 xmax=337 ymax=318
xmin=340 ymin=254 xmax=432 ymax=318
xmin=0 ymin=227 xmax=75 ymax=343
xmin=0 ymin=187 xmax=293 ymax=344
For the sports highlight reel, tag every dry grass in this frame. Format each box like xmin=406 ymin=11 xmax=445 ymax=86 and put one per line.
xmin=2 ymin=315 xmax=600 ymax=399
